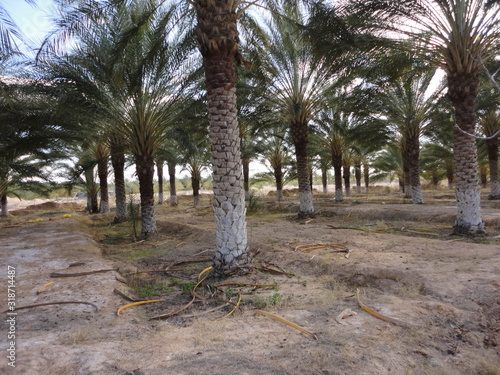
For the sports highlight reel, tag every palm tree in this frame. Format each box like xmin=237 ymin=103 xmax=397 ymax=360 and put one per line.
xmin=260 ymin=4 xmax=335 ymax=217
xmin=480 ymin=111 xmax=500 ymax=198
xmin=378 ymin=66 xmax=444 ymax=204
xmin=347 ymin=0 xmax=499 ymax=233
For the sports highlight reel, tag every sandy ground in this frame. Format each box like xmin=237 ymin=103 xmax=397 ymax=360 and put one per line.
xmin=0 ymin=191 xmax=499 ymax=375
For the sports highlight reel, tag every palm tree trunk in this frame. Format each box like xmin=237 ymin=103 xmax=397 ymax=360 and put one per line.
xmin=321 ymin=165 xmax=328 ymax=194
xmin=192 ymin=170 xmax=201 ymax=208
xmin=84 ymin=167 xmax=99 ymax=214
xmin=98 ymin=155 xmax=110 ymax=213
xmin=487 ymin=137 xmax=500 ymax=199
xmin=157 ymin=160 xmax=164 ymax=205
xmin=448 ymin=72 xmax=484 ymax=234
xmin=402 ymin=156 xmax=411 ymax=198
xmin=1 ymin=193 xmax=7 ymax=217
xmin=480 ymin=164 xmax=488 ymax=188
xmin=446 ymin=161 xmax=454 ymax=190
xmin=274 ymin=165 xmax=284 ymax=201
xmin=431 ymin=171 xmax=439 ymax=187
xmin=291 ymin=120 xmax=314 ymax=217
xmin=343 ymin=161 xmax=351 ymax=197
xmin=405 ymin=136 xmax=424 ymax=204
xmin=363 ymin=163 xmax=369 ymax=193
xmin=167 ymin=161 xmax=178 ymax=206
xmin=243 ymin=157 xmax=250 ymax=200
xmin=354 ymin=161 xmax=362 ymax=194
xmin=110 ymin=140 xmax=127 ymax=223
xmin=332 ymin=153 xmax=343 ymax=202
xmin=135 ymin=155 xmax=156 ymax=238
xmin=195 ymin=1 xmax=251 ymax=275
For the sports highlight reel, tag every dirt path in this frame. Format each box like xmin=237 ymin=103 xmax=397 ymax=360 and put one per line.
xmin=1 ymin=198 xmax=499 ymax=375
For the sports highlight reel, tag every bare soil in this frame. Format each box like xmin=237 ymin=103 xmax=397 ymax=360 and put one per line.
xmin=1 ymin=189 xmax=499 ymax=375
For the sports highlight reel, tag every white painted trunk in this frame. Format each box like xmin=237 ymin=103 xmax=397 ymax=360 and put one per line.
xmin=455 ymin=188 xmax=484 ymax=233
xmin=277 ymin=189 xmax=284 ymax=202
xmin=489 ymin=180 xmax=500 ymax=199
xmin=170 ymin=195 xmax=178 ymax=206
xmin=193 ymin=195 xmax=200 ymax=208
xmin=411 ymin=186 xmax=424 ymax=204
xmin=100 ymin=201 xmax=110 ymax=214
xmin=335 ymin=189 xmax=343 ymax=202
xmin=1 ymin=201 xmax=7 ymax=216
xmin=141 ymin=205 xmax=157 ymax=238
xmin=158 ymin=191 xmax=164 ymax=205
xmin=299 ymin=190 xmax=314 ymax=214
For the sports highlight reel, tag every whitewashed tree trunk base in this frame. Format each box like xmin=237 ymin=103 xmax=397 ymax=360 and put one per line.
xmin=158 ymin=192 xmax=164 ymax=205
xmin=141 ymin=205 xmax=157 ymax=238
xmin=100 ymin=201 xmax=110 ymax=214
xmin=488 ymin=180 xmax=500 ymax=200
xmin=411 ymin=186 xmax=424 ymax=204
xmin=298 ymin=190 xmax=314 ymax=218
xmin=335 ymin=189 xmax=343 ymax=202
xmin=453 ymin=188 xmax=485 ymax=234
xmin=277 ymin=190 xmax=283 ymax=202
xmin=170 ymin=195 xmax=178 ymax=206
xmin=193 ymin=195 xmax=200 ymax=208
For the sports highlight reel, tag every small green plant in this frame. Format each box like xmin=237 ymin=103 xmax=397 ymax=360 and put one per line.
xmin=133 ymin=282 xmax=173 ymax=299
xmin=181 ymin=281 xmax=197 ymax=294
xmin=268 ymin=292 xmax=282 ymax=306
xmin=226 ymin=288 xmax=234 ymax=295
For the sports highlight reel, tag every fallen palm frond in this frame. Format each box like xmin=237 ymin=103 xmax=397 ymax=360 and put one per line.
xmin=50 ymin=268 xmax=117 ymax=278
xmin=117 ymin=299 xmax=164 ymax=315
xmin=218 ymin=292 xmax=242 ymax=320
xmin=295 ymin=243 xmax=348 ymax=252
xmin=165 ymin=259 xmax=212 ymax=272
xmin=150 ymin=268 xmax=211 ymax=320
xmin=176 ymin=242 xmax=187 ymax=248
xmin=36 ymin=281 xmax=55 ymax=294
xmin=254 ymin=309 xmax=317 ymax=339
xmin=182 ymin=303 xmax=230 ymax=319
xmin=356 ymin=289 xmax=420 ymax=327
xmin=213 ymin=282 xmax=277 ymax=288
xmin=194 ymin=249 xmax=211 ymax=256
xmin=256 ymin=262 xmax=294 ymax=277
xmin=113 ymin=288 xmax=137 ymax=302
xmin=8 ymin=301 xmax=99 ymax=313
xmin=68 ymin=262 xmax=86 ymax=267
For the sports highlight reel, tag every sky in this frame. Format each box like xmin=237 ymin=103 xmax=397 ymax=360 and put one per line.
xmin=3 ymin=0 xmax=55 ymax=51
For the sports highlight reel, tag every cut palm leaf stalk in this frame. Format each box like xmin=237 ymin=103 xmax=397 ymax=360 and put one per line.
xmin=36 ymin=281 xmax=55 ymax=294
xmin=218 ymin=292 xmax=242 ymax=320
xmin=213 ymin=282 xmax=277 ymax=288
xmin=257 ymin=262 xmax=294 ymax=277
xmin=254 ymin=309 xmax=317 ymax=340
xmin=165 ymin=259 xmax=212 ymax=272
xmin=176 ymin=242 xmax=187 ymax=248
xmin=198 ymin=266 xmax=213 ymax=281
xmin=8 ymin=301 xmax=99 ymax=313
xmin=356 ymin=289 xmax=421 ymax=328
xmin=50 ymin=268 xmax=118 ymax=278
xmin=113 ymin=288 xmax=137 ymax=302
xmin=150 ymin=269 xmax=211 ymax=320
xmin=117 ymin=299 xmax=164 ymax=315
xmin=182 ymin=303 xmax=230 ymax=319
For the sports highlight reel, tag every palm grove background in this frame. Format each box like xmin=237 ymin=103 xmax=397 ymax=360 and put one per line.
xmin=0 ymin=0 xmax=499 ymax=276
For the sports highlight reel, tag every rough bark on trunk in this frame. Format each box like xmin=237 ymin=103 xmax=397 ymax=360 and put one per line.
xmin=274 ymin=166 xmax=284 ymax=202
xmin=157 ymin=160 xmax=164 ymax=205
xmin=136 ymin=155 xmax=157 ymax=238
xmin=343 ymin=162 xmax=351 ymax=198
xmin=195 ymin=1 xmax=251 ymax=275
xmin=243 ymin=158 xmax=250 ymax=200
xmin=402 ymin=156 xmax=411 ymax=198
xmin=84 ymin=167 xmax=99 ymax=214
xmin=480 ymin=164 xmax=488 ymax=189
xmin=192 ymin=172 xmax=201 ymax=208
xmin=332 ymin=154 xmax=343 ymax=202
xmin=487 ymin=137 xmax=500 ymax=199
xmin=110 ymin=140 xmax=127 ymax=223
xmin=321 ymin=165 xmax=328 ymax=194
xmin=291 ymin=120 xmax=314 ymax=217
xmin=431 ymin=171 xmax=439 ymax=187
xmin=448 ymin=71 xmax=484 ymax=234
xmin=98 ymin=155 xmax=110 ymax=213
xmin=1 ymin=193 xmax=7 ymax=217
xmin=354 ymin=161 xmax=362 ymax=194
xmin=167 ymin=161 xmax=178 ymax=206
xmin=446 ymin=162 xmax=454 ymax=190
xmin=363 ymin=163 xmax=369 ymax=193
xmin=404 ymin=135 xmax=424 ymax=204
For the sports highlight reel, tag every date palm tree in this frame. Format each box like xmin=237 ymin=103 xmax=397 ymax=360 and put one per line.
xmin=348 ymin=0 xmax=500 ymax=233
